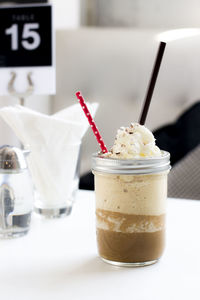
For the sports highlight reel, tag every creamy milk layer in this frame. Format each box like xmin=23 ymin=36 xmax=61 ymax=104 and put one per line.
xmin=103 ymin=123 xmax=161 ymax=159
xmin=95 ymin=173 xmax=167 ymax=215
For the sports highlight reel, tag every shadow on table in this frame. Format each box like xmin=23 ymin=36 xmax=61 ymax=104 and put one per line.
xmin=1 ymin=255 xmax=156 ymax=294
xmin=66 ymin=256 xmax=120 ymax=276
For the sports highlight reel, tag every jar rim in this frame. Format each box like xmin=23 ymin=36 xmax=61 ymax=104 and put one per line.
xmin=92 ymin=150 xmax=171 ymax=174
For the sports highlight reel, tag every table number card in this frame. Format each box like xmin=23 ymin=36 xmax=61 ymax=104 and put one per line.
xmin=0 ymin=3 xmax=55 ymax=95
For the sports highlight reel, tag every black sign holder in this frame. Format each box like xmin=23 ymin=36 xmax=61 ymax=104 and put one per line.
xmin=0 ymin=1 xmax=54 ymax=96
xmin=0 ymin=2 xmax=36 ymax=105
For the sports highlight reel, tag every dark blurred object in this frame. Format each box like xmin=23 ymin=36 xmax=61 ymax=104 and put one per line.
xmin=79 ymin=172 xmax=94 ymax=190
xmin=168 ymin=144 xmax=200 ymax=200
xmin=154 ymin=101 xmax=200 ymax=166
xmin=0 ymin=0 xmax=48 ymax=3
xmin=79 ymin=101 xmax=200 ymax=190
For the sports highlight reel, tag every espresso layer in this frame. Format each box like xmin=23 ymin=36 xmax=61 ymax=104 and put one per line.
xmin=97 ymin=228 xmax=165 ymax=263
xmin=96 ymin=209 xmax=165 ymax=233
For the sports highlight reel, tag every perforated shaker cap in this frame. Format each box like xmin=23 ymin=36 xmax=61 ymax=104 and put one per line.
xmin=0 ymin=145 xmax=28 ymax=172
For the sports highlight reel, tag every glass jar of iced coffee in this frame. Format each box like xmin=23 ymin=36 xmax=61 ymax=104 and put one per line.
xmin=92 ymin=150 xmax=170 ymax=267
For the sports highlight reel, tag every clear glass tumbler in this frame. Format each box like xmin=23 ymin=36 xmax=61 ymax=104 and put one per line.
xmin=34 ymin=143 xmax=81 ymax=218
xmin=92 ymin=151 xmax=171 ymax=267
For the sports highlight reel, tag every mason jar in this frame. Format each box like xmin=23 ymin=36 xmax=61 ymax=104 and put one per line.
xmin=92 ymin=151 xmax=171 ymax=267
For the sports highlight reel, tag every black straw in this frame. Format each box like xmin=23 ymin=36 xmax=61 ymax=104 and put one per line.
xmin=139 ymin=41 xmax=166 ymax=125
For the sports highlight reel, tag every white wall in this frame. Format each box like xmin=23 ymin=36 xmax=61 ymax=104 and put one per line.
xmin=83 ymin=0 xmax=200 ymax=28
xmin=50 ymin=0 xmax=80 ymax=29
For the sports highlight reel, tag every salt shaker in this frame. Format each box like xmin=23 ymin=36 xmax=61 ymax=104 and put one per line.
xmin=0 ymin=145 xmax=33 ymax=238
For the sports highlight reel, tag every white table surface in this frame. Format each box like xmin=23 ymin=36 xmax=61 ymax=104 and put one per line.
xmin=0 ymin=190 xmax=200 ymax=300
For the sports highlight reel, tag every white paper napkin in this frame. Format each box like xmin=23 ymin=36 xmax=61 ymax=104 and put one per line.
xmin=0 ymin=103 xmax=98 ymax=208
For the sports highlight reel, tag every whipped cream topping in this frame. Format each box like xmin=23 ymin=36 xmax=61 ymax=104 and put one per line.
xmin=104 ymin=123 xmax=161 ymax=159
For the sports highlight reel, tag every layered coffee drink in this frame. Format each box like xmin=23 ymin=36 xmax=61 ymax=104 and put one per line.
xmin=92 ymin=123 xmax=170 ymax=266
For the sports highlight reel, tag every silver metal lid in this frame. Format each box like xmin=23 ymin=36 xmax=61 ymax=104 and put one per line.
xmin=92 ymin=151 xmax=171 ymax=174
xmin=0 ymin=145 xmax=28 ymax=172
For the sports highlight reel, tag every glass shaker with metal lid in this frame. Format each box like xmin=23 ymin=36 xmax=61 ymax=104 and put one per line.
xmin=0 ymin=145 xmax=34 ymax=238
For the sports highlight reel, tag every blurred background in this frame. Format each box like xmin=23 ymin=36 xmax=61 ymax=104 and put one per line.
xmin=1 ymin=0 xmax=200 ymax=179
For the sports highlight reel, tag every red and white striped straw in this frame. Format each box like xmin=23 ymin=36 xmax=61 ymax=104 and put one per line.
xmin=76 ymin=91 xmax=108 ymax=153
